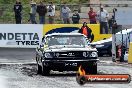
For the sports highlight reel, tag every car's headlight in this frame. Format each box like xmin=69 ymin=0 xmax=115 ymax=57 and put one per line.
xmin=56 ymin=53 xmax=59 ymax=57
xmin=96 ymin=45 xmax=104 ymax=48
xmin=44 ymin=53 xmax=52 ymax=58
xmin=90 ymin=52 xmax=98 ymax=57
xmin=83 ymin=52 xmax=89 ymax=57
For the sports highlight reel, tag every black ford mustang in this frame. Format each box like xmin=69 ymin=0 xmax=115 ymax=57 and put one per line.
xmin=36 ymin=33 xmax=99 ymax=75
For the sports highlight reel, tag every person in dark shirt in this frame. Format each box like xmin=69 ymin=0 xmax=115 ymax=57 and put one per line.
xmin=37 ymin=1 xmax=47 ymax=24
xmin=14 ymin=0 xmax=22 ymax=24
xmin=72 ymin=10 xmax=80 ymax=24
xmin=79 ymin=22 xmax=94 ymax=42
xmin=108 ymin=15 xmax=115 ymax=31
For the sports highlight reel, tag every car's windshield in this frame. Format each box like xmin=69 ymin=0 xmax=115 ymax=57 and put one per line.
xmin=45 ymin=35 xmax=89 ymax=46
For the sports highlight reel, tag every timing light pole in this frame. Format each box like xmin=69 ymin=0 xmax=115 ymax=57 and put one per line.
xmin=112 ymin=8 xmax=117 ymax=62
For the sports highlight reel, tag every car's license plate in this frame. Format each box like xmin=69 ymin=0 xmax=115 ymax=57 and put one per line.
xmin=65 ymin=63 xmax=77 ymax=66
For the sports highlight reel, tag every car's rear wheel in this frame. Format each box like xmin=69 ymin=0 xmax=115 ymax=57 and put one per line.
xmin=42 ymin=63 xmax=50 ymax=76
xmin=83 ymin=62 xmax=97 ymax=74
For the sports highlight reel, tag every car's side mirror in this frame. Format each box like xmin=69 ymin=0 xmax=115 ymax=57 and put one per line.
xmin=37 ymin=47 xmax=40 ymax=51
xmin=37 ymin=45 xmax=44 ymax=51
xmin=39 ymin=48 xmax=43 ymax=51
xmin=39 ymin=45 xmax=44 ymax=51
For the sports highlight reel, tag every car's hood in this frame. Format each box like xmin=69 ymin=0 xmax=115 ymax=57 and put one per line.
xmin=44 ymin=45 xmax=97 ymax=52
xmin=49 ymin=45 xmax=85 ymax=48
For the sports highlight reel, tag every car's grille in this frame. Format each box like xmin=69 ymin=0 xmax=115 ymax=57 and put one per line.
xmin=54 ymin=51 xmax=91 ymax=58
xmin=59 ymin=52 xmax=80 ymax=57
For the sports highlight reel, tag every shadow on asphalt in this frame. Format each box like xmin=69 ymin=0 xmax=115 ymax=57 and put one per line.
xmin=21 ymin=66 xmax=76 ymax=77
xmin=20 ymin=66 xmax=103 ymax=77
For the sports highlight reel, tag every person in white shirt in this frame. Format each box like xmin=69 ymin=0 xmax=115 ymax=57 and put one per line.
xmin=29 ymin=1 xmax=37 ymax=24
xmin=61 ymin=4 xmax=71 ymax=24
xmin=47 ymin=2 xmax=55 ymax=24
xmin=97 ymin=6 xmax=109 ymax=34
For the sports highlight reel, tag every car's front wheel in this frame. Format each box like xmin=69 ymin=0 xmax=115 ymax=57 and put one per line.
xmin=36 ymin=56 xmax=42 ymax=74
xmin=42 ymin=63 xmax=50 ymax=76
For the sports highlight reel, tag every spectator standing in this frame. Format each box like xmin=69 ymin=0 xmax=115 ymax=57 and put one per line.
xmin=88 ymin=7 xmax=97 ymax=24
xmin=108 ymin=15 xmax=115 ymax=31
xmin=61 ymin=4 xmax=71 ymax=24
xmin=29 ymin=1 xmax=37 ymax=24
xmin=78 ymin=22 xmax=93 ymax=42
xmin=14 ymin=0 xmax=22 ymax=24
xmin=37 ymin=1 xmax=47 ymax=24
xmin=72 ymin=10 xmax=80 ymax=24
xmin=97 ymin=6 xmax=109 ymax=34
xmin=47 ymin=2 xmax=55 ymax=24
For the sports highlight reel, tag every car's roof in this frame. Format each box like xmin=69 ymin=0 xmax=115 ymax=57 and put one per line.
xmin=45 ymin=33 xmax=85 ymax=37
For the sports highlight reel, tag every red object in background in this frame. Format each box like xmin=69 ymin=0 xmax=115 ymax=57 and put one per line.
xmin=118 ymin=48 xmax=121 ymax=58
xmin=82 ymin=27 xmax=88 ymax=36
xmin=117 ymin=45 xmax=122 ymax=58
xmin=88 ymin=11 xmax=97 ymax=22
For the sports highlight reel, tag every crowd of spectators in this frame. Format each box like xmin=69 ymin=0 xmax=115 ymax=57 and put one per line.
xmin=14 ymin=0 xmax=114 ymax=34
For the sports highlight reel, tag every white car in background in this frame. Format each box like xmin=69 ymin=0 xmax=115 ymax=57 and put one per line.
xmin=91 ymin=28 xmax=132 ymax=57
xmin=91 ymin=38 xmax=112 ymax=56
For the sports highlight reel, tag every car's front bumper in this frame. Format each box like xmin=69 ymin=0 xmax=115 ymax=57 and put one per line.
xmin=42 ymin=59 xmax=99 ymax=71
